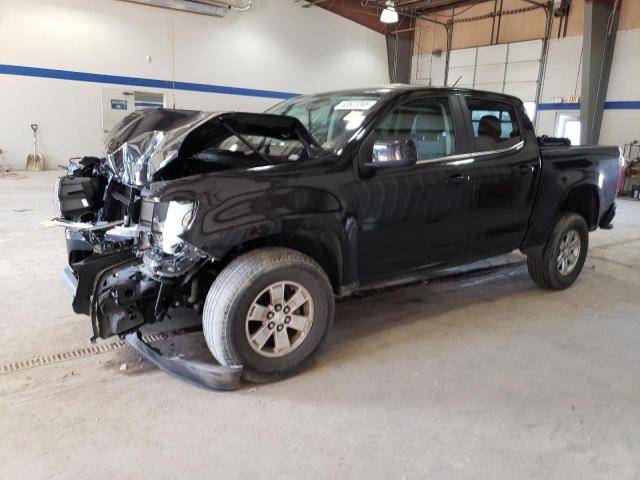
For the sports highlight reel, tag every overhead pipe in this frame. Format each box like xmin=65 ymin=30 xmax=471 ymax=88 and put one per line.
xmin=116 ymin=0 xmax=251 ymax=16
xmin=200 ymin=0 xmax=252 ymax=11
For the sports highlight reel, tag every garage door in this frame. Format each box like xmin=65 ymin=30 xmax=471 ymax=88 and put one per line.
xmin=447 ymin=39 xmax=542 ymax=102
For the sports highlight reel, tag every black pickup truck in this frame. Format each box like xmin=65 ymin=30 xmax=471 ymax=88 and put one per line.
xmin=54 ymin=86 xmax=622 ymax=389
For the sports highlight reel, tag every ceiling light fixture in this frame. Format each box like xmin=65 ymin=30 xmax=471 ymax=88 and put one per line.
xmin=380 ymin=1 xmax=398 ymax=23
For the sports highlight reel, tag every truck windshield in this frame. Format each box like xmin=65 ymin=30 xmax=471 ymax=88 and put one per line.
xmin=266 ymin=93 xmax=383 ymax=151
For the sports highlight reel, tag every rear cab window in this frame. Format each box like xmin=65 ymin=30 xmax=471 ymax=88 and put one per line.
xmin=465 ymin=98 xmax=522 ymax=152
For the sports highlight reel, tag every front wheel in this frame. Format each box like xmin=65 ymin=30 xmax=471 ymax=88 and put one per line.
xmin=527 ymin=212 xmax=589 ymax=290
xmin=203 ymin=248 xmax=335 ymax=383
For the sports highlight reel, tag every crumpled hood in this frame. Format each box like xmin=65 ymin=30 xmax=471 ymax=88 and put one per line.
xmin=103 ymin=109 xmax=224 ymax=187
xmin=102 ymin=108 xmax=320 ymax=188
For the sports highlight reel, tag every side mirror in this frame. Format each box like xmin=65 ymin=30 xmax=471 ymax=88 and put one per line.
xmin=368 ymin=138 xmax=418 ymax=169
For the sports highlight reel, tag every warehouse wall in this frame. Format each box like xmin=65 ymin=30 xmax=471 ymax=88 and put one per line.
xmin=600 ymin=28 xmax=640 ymax=147
xmin=0 ymin=0 xmax=389 ymax=169
xmin=537 ymin=28 xmax=640 ymax=149
xmin=536 ymin=35 xmax=584 ymax=138
xmin=412 ymin=0 xmax=640 ymax=151
xmin=412 ymin=39 xmax=542 ymax=103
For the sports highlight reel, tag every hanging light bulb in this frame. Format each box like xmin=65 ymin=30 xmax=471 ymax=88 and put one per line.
xmin=380 ymin=1 xmax=399 ymax=23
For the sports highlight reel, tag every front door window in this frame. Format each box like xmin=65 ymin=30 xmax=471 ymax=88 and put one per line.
xmin=375 ymin=98 xmax=456 ymax=161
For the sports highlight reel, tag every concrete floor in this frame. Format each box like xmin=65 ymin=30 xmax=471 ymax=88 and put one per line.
xmin=1 ymin=171 xmax=639 ymax=479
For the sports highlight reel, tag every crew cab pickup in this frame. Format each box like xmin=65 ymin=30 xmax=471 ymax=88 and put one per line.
xmin=54 ymin=86 xmax=622 ymax=388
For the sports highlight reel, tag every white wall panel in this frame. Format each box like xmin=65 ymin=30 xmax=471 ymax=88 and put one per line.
xmin=540 ymin=36 xmax=583 ymax=102
xmin=507 ymin=40 xmax=543 ymax=62
xmin=503 ymin=82 xmax=537 ymax=102
xmin=439 ymin=40 xmax=543 ymax=102
xmin=536 ymin=111 xmax=557 ymax=137
xmin=447 ymin=66 xmax=475 ymax=86
xmin=601 ymin=29 xmax=640 ymax=148
xmin=413 ymin=30 xmax=640 ymax=144
xmin=430 ymin=55 xmax=447 ymax=87
xmin=475 ymin=83 xmax=504 ymax=94
xmin=505 ymin=61 xmax=540 ymax=82
xmin=0 ymin=0 xmax=388 ymax=168
xmin=607 ymin=29 xmax=640 ymax=101
xmin=600 ymin=110 xmax=640 ymax=147
xmin=412 ymin=53 xmax=432 ymax=83
xmin=475 ymin=64 xmax=506 ymax=84
xmin=448 ymin=48 xmax=477 ymax=68
xmin=476 ymin=44 xmax=508 ymax=65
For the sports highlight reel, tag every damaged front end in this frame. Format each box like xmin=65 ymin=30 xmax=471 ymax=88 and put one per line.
xmin=57 ymin=189 xmax=240 ymax=390
xmin=90 ymin=193 xmax=211 ymax=341
xmin=53 ymin=108 xmax=319 ymax=388
xmin=57 ymin=177 xmax=212 ymax=343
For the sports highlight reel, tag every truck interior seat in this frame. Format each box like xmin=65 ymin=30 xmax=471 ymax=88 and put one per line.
xmin=412 ymin=111 xmax=447 ymax=160
xmin=477 ymin=115 xmax=501 ymax=150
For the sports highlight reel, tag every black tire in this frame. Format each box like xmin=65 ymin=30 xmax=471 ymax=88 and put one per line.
xmin=203 ymin=247 xmax=335 ymax=383
xmin=527 ymin=212 xmax=589 ymax=290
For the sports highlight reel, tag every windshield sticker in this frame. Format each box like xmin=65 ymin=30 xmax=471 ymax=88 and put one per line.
xmin=335 ymin=100 xmax=377 ymax=111
xmin=343 ymin=111 xmax=366 ymax=130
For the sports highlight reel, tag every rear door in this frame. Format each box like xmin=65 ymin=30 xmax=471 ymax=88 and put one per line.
xmin=356 ymin=92 xmax=476 ymax=283
xmin=461 ymin=95 xmax=540 ymax=256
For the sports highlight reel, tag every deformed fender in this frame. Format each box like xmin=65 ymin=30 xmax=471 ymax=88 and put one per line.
xmin=124 ymin=331 xmax=243 ymax=391
xmin=148 ymin=168 xmax=353 ymax=280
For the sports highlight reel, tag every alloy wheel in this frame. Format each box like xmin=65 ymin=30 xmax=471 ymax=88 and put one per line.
xmin=557 ymin=229 xmax=581 ymax=275
xmin=245 ymin=281 xmax=315 ymax=358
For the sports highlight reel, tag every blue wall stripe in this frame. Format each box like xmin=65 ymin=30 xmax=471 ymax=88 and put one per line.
xmin=0 ymin=64 xmax=298 ymax=100
xmin=539 ymin=101 xmax=640 ymax=111
xmin=2 ymin=63 xmax=640 ymax=108
xmin=538 ymin=103 xmax=580 ymax=110
xmin=604 ymin=101 xmax=640 ymax=110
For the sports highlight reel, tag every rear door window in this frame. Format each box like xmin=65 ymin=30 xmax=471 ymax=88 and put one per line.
xmin=466 ymin=99 xmax=522 ymax=152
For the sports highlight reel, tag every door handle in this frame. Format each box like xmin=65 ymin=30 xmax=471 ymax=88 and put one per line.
xmin=516 ymin=164 xmax=533 ymax=175
xmin=447 ymin=174 xmax=469 ymax=185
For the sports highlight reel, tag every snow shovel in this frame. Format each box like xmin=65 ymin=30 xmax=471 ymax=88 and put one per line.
xmin=26 ymin=124 xmax=44 ymax=171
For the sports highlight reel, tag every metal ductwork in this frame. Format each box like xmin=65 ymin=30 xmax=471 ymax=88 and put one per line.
xmin=117 ymin=0 xmax=251 ymax=17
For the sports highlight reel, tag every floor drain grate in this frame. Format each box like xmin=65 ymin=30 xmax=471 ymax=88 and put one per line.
xmin=0 ymin=332 xmax=168 ymax=374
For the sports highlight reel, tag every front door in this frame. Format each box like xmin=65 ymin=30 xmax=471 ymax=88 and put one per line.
xmin=356 ymin=93 xmax=476 ymax=284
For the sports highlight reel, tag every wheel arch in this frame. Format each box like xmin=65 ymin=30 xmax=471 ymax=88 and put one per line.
xmin=521 ymin=181 xmax=600 ymax=255
xmin=558 ymin=184 xmax=600 ymax=230
xmin=217 ymin=231 xmax=343 ymax=292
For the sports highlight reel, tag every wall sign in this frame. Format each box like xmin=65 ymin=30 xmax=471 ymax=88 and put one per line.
xmin=110 ymin=99 xmax=128 ymax=110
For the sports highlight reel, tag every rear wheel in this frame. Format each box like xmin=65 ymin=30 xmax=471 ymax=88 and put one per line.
xmin=203 ymin=248 xmax=334 ymax=383
xmin=527 ymin=212 xmax=589 ymax=290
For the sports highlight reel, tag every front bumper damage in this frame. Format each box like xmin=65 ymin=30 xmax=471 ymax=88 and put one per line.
xmin=61 ymin=226 xmax=243 ymax=391
xmin=125 ymin=332 xmax=242 ymax=391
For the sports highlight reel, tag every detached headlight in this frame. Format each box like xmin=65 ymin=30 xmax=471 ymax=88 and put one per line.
xmin=162 ymin=201 xmax=196 ymax=254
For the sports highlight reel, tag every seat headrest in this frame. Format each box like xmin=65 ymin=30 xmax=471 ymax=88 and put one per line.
xmin=478 ymin=115 xmax=501 ymax=141
xmin=413 ymin=111 xmax=444 ymax=135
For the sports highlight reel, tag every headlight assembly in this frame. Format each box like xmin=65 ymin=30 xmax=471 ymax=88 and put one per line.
xmin=161 ymin=201 xmax=196 ymax=254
